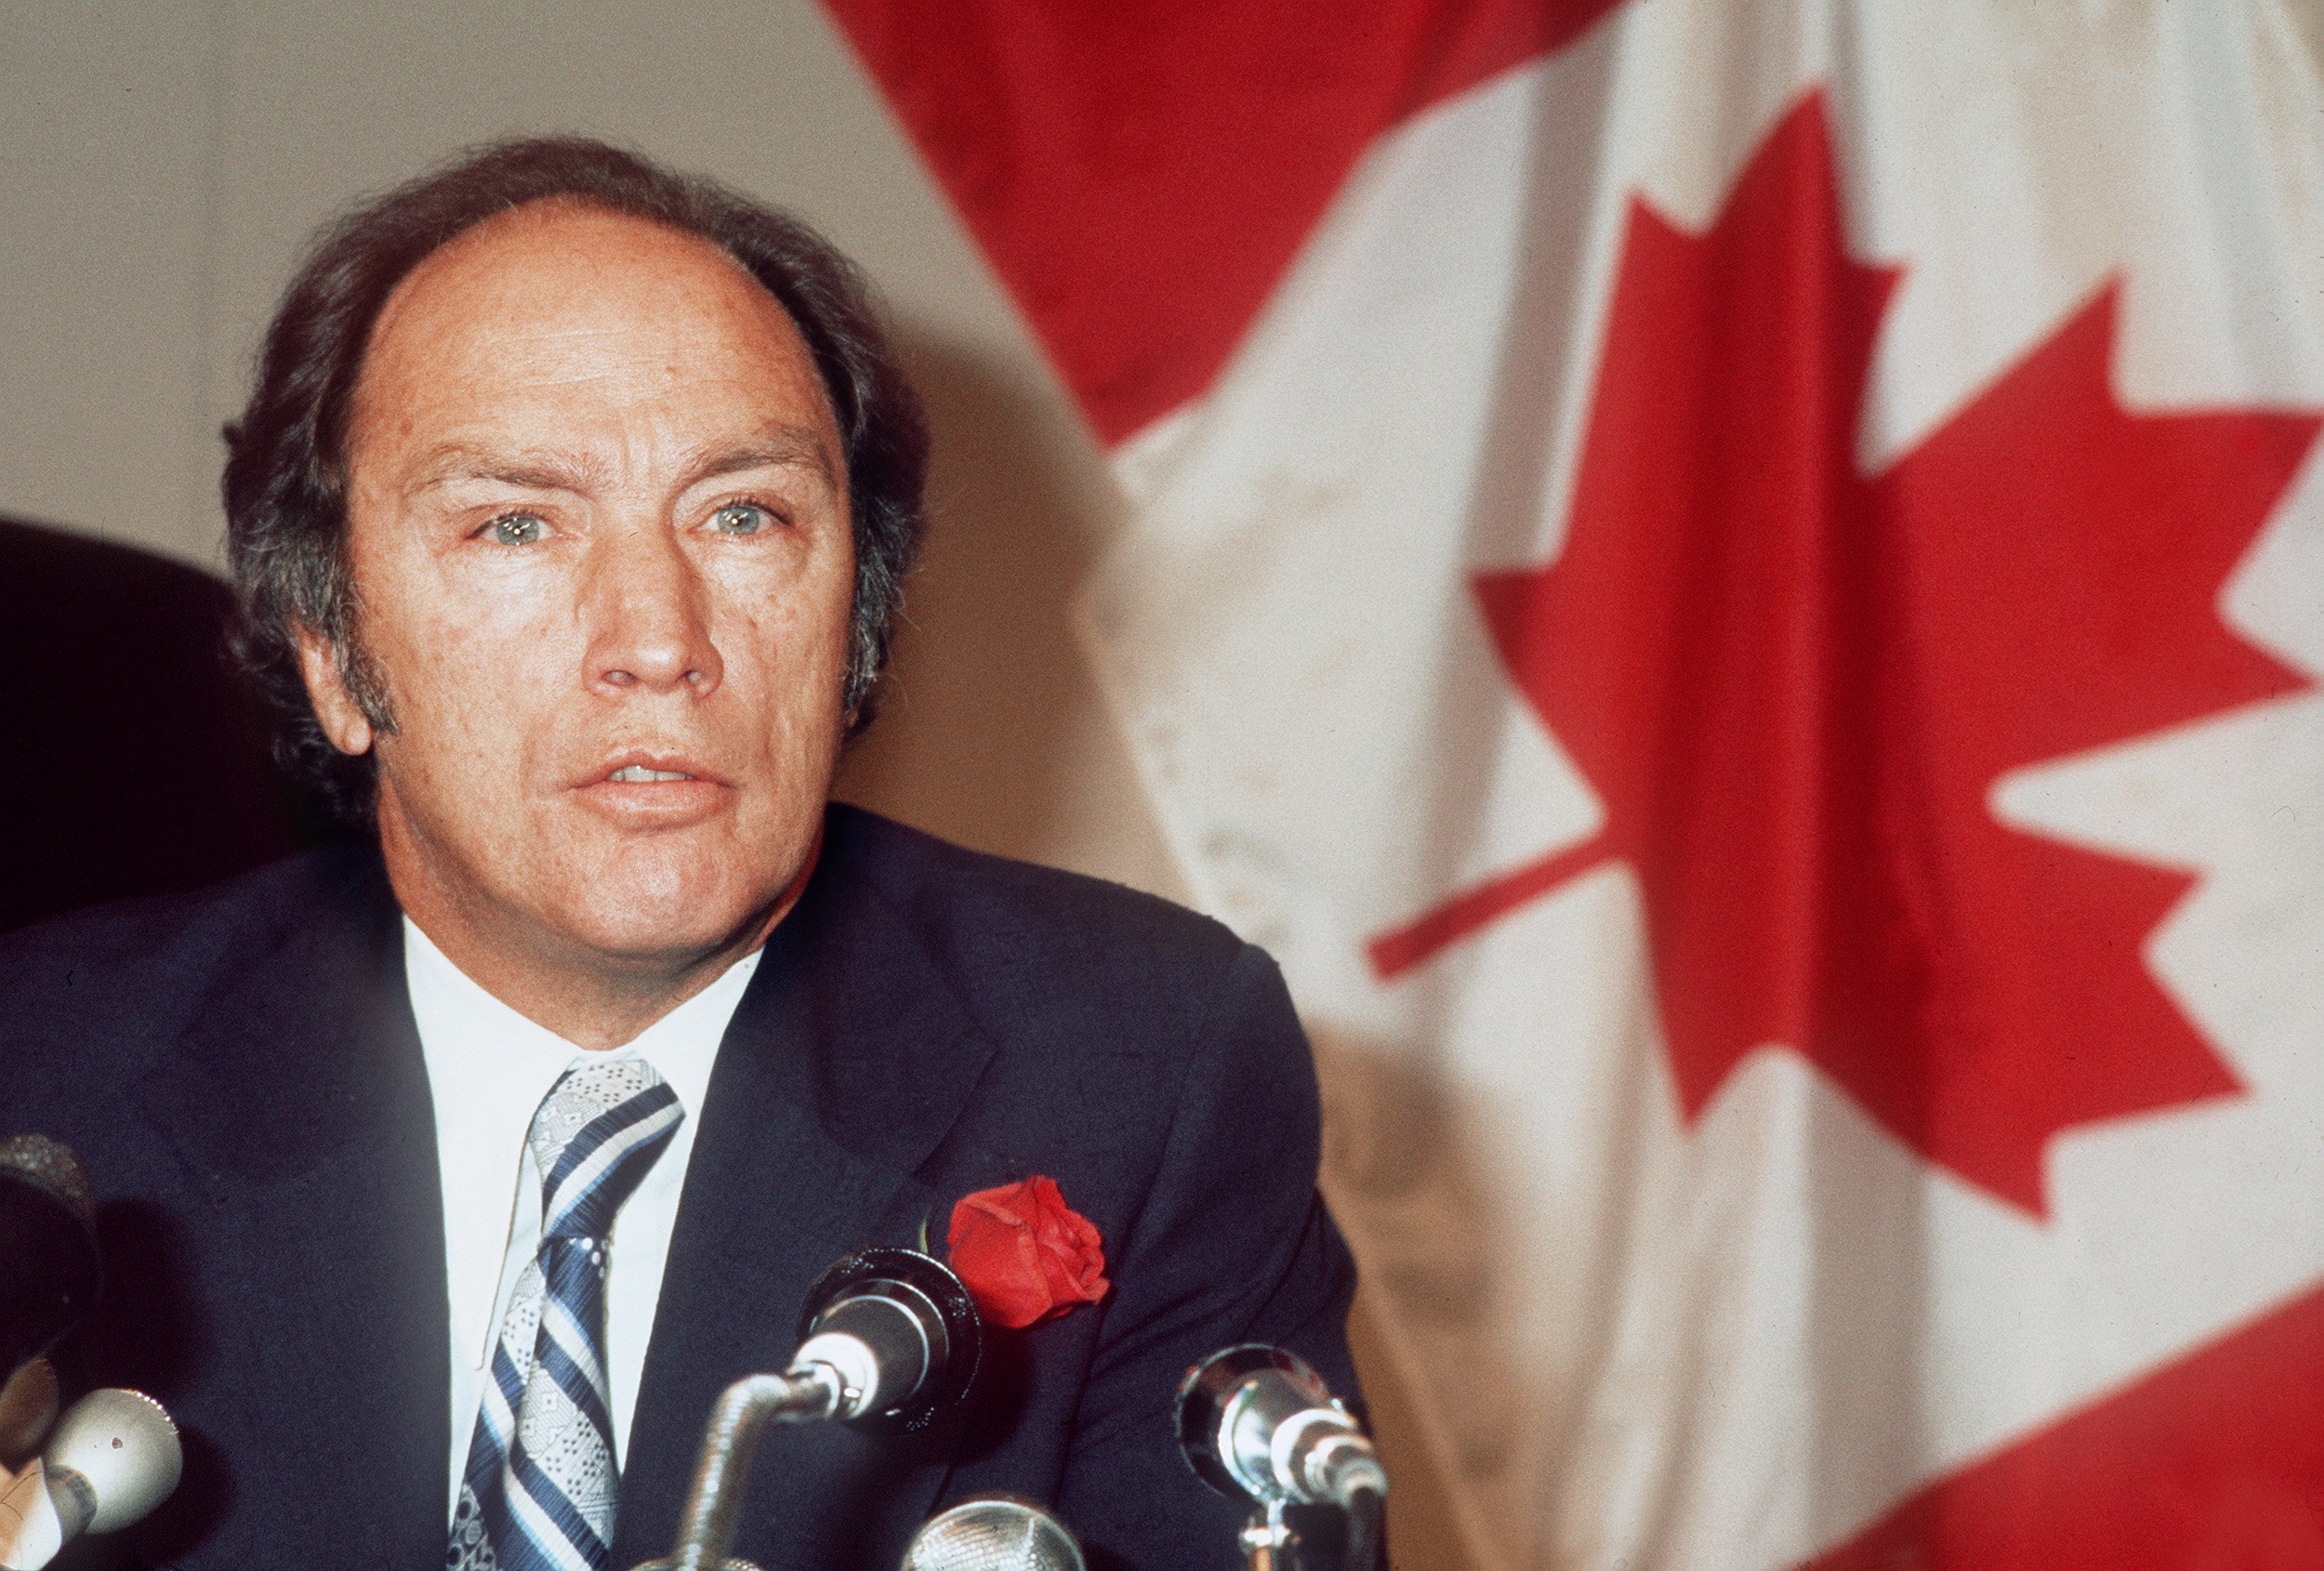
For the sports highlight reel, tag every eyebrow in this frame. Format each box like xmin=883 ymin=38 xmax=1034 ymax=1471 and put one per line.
xmin=402 ymin=425 xmax=839 ymax=499
xmin=686 ymin=429 xmax=839 ymax=491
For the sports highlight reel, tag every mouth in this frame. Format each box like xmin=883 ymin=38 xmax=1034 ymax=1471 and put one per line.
xmin=573 ymin=751 xmax=733 ymax=825
xmin=580 ymin=750 xmax=732 ymax=789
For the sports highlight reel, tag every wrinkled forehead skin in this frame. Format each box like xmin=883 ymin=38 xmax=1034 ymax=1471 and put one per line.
xmin=347 ymin=196 xmax=847 ymax=503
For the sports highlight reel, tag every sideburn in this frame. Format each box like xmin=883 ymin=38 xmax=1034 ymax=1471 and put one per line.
xmin=333 ymin=614 xmax=400 ymax=738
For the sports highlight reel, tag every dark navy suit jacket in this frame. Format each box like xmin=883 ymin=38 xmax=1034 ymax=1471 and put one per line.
xmin=0 ymin=804 xmax=1359 ymax=1570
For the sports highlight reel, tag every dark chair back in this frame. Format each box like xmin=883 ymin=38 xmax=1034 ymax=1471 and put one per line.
xmin=0 ymin=516 xmax=314 ymax=933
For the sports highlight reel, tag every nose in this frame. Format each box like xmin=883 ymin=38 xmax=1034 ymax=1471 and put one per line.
xmin=580 ymin=521 xmax=723 ymax=698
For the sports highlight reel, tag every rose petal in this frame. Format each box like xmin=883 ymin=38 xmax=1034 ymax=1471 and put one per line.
xmin=946 ymin=1174 xmax=1109 ymax=1329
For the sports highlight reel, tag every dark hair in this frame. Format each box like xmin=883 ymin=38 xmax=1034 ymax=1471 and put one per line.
xmin=223 ymin=136 xmax=928 ymax=824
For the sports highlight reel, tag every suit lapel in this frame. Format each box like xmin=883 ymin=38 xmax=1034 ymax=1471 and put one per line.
xmin=614 ymin=816 xmax=999 ymax=1571
xmin=127 ymin=818 xmax=987 ymax=1570
xmin=143 ymin=850 xmax=450 ymax=1570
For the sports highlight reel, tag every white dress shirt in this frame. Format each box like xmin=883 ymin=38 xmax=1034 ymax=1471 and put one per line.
xmin=403 ymin=918 xmax=758 ymax=1519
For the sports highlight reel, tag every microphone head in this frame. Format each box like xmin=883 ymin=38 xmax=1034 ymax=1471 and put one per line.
xmin=902 ymin=1497 xmax=1085 ymax=1571
xmin=0 ymin=1134 xmax=103 ymax=1376
xmin=1175 ymin=1344 xmax=1337 ymax=1505
xmin=42 ymin=1387 xmax=182 ymax=1536
xmin=797 ymin=1248 xmax=981 ymax=1432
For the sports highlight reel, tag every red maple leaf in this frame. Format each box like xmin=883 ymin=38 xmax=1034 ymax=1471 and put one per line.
xmin=1367 ymin=91 xmax=2319 ymax=1212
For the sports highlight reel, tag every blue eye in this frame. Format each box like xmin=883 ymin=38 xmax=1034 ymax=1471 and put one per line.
xmin=710 ymin=502 xmax=774 ymax=535
xmin=486 ymin=512 xmax=547 ymax=546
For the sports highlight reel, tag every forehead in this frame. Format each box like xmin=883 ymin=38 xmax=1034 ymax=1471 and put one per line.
xmin=348 ymin=200 xmax=838 ymax=463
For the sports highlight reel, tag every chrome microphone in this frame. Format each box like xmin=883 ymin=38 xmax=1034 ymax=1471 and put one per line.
xmin=1176 ymin=1345 xmax=1386 ymax=1512
xmin=647 ymin=1248 xmax=984 ymax=1571
xmin=0 ymin=1137 xmax=101 ymax=1380
xmin=0 ymin=1387 xmax=181 ymax=1570
xmin=1178 ymin=1345 xmax=1387 ymax=1571
xmin=901 ymin=1497 xmax=1085 ymax=1571
xmin=790 ymin=1247 xmax=983 ymax=1429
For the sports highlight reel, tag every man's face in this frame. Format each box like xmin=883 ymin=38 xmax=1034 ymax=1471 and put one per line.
xmin=319 ymin=200 xmax=855 ymax=977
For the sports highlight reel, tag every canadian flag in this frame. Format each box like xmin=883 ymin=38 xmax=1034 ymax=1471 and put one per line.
xmin=824 ymin=2 xmax=2324 ymax=1566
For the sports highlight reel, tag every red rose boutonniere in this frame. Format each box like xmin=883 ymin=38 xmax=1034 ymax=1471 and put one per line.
xmin=945 ymin=1175 xmax=1110 ymax=1329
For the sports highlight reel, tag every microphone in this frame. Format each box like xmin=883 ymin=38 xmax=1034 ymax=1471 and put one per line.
xmin=791 ymin=1247 xmax=982 ymax=1430
xmin=0 ymin=1138 xmax=101 ymax=1380
xmin=901 ymin=1497 xmax=1085 ymax=1571
xmin=644 ymin=1248 xmax=983 ymax=1571
xmin=1177 ymin=1345 xmax=1386 ymax=1511
xmin=0 ymin=1387 xmax=181 ymax=1571
xmin=1176 ymin=1345 xmax=1387 ymax=1571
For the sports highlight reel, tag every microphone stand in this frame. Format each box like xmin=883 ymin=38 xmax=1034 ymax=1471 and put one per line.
xmin=1176 ymin=1345 xmax=1387 ymax=1571
xmin=1238 ymin=1498 xmax=1292 ymax=1571
xmin=638 ymin=1366 xmax=845 ymax=1571
xmin=627 ymin=1248 xmax=981 ymax=1571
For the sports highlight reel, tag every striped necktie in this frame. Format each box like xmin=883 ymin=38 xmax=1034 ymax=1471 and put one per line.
xmin=448 ymin=1059 xmax=683 ymax=1571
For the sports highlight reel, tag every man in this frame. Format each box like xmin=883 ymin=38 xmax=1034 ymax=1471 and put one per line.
xmin=0 ymin=139 xmax=1357 ymax=1571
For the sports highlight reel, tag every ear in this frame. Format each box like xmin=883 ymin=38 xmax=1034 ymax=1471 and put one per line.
xmin=293 ymin=626 xmax=376 ymax=757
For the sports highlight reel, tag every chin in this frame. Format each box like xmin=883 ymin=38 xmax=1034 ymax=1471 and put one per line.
xmin=548 ymin=838 xmax=792 ymax=962
xmin=550 ymin=888 xmax=757 ymax=967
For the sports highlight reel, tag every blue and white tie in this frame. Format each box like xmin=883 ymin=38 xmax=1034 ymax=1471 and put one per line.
xmin=448 ymin=1060 xmax=683 ymax=1571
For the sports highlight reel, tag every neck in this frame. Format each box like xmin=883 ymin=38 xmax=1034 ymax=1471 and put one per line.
xmin=411 ymin=919 xmax=772 ymax=1050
